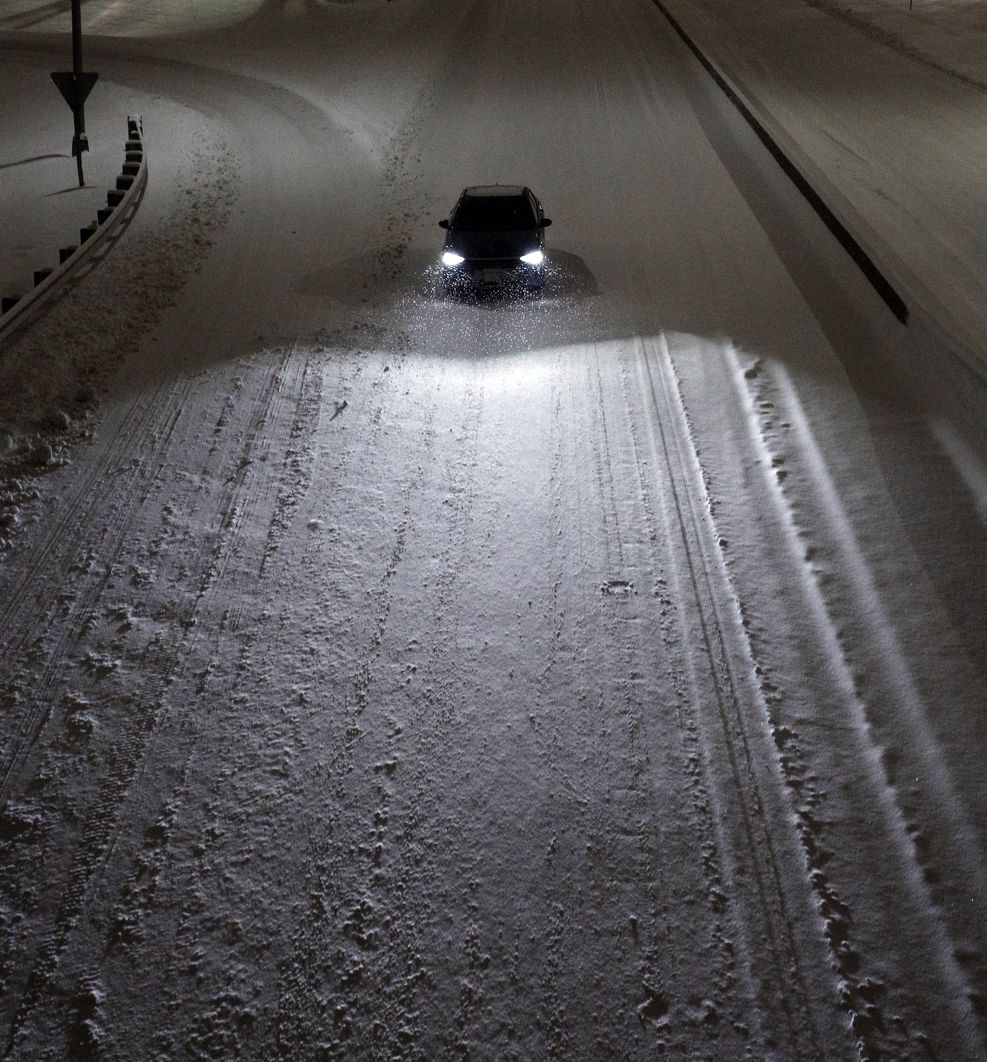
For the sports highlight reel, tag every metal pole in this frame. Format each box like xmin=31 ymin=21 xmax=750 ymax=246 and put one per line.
xmin=71 ymin=0 xmax=87 ymax=186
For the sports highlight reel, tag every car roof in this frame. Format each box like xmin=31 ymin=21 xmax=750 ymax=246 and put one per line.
xmin=463 ymin=185 xmax=527 ymax=197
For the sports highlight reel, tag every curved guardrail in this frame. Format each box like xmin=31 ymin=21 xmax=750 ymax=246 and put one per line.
xmin=0 ymin=115 xmax=147 ymax=350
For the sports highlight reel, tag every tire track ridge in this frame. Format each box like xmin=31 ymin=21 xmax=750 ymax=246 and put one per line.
xmin=271 ymin=390 xmax=445 ymax=1055
xmin=725 ymin=343 xmax=987 ymax=1056
xmin=525 ymin=359 xmax=591 ymax=807
xmin=639 ymin=332 xmax=837 ymax=1060
xmin=616 ymin=349 xmax=766 ymax=1050
xmin=259 ymin=353 xmax=322 ymax=578
xmin=3 ymin=344 xmax=298 ymax=1054
xmin=0 ymin=378 xmax=197 ymax=789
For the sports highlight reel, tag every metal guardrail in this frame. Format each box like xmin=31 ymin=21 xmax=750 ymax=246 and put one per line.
xmin=0 ymin=115 xmax=147 ymax=349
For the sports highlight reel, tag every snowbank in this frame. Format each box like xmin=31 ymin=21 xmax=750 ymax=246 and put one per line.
xmin=660 ymin=0 xmax=987 ymax=374
xmin=0 ymin=83 xmax=238 ymax=549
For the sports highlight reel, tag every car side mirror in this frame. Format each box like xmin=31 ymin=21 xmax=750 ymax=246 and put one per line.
xmin=438 ymin=219 xmax=450 ymax=229
xmin=541 ymin=218 xmax=552 ymax=228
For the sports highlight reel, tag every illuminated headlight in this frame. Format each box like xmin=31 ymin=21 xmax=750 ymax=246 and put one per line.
xmin=520 ymin=250 xmax=544 ymax=266
xmin=442 ymin=251 xmax=465 ymax=267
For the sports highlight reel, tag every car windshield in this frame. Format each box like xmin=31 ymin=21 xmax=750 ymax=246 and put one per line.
xmin=452 ymin=196 xmax=536 ymax=231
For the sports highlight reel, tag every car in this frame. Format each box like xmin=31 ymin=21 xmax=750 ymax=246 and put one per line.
xmin=438 ymin=185 xmax=551 ymax=295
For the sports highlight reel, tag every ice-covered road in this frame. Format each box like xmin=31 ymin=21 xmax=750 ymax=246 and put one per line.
xmin=1 ymin=0 xmax=986 ymax=1057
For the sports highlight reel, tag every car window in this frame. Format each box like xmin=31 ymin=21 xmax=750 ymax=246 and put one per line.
xmin=452 ymin=196 xmax=537 ymax=231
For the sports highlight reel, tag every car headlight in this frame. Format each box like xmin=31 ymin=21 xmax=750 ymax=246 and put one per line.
xmin=442 ymin=251 xmax=465 ymax=267
xmin=520 ymin=250 xmax=544 ymax=266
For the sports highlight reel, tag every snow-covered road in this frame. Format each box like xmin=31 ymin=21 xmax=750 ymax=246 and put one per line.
xmin=1 ymin=0 xmax=986 ymax=1058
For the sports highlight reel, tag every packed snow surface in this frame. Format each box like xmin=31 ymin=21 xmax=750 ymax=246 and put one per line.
xmin=1 ymin=0 xmax=986 ymax=1059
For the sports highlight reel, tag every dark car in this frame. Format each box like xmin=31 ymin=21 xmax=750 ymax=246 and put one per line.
xmin=439 ymin=185 xmax=551 ymax=294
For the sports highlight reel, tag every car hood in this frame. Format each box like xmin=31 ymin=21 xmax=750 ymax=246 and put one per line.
xmin=447 ymin=229 xmax=541 ymax=260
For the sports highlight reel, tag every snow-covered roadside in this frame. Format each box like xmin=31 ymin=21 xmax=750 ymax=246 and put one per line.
xmin=659 ymin=0 xmax=987 ymax=373
xmin=0 ymin=0 xmax=480 ymax=559
xmin=0 ymin=62 xmax=238 ymax=550
xmin=0 ymin=62 xmax=133 ymax=296
xmin=803 ymin=0 xmax=987 ymax=90
xmin=0 ymin=0 xmax=476 ymax=512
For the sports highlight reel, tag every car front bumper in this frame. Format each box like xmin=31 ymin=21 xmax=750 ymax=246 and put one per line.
xmin=442 ymin=259 xmax=544 ymax=289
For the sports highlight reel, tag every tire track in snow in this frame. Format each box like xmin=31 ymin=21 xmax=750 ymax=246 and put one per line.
xmin=2 ymin=344 xmax=301 ymax=1054
xmin=588 ymin=347 xmax=739 ymax=1056
xmin=259 ymin=356 xmax=323 ymax=577
xmin=635 ymin=332 xmax=839 ymax=1059
xmin=359 ymin=375 xmax=488 ymax=1055
xmin=523 ymin=349 xmax=589 ymax=1059
xmin=89 ymin=342 xmax=325 ymax=1056
xmin=614 ymin=346 xmax=765 ymax=1053
xmin=412 ymin=384 xmax=508 ymax=1055
xmin=501 ymin=337 xmax=756 ymax=1056
xmin=522 ymin=354 xmax=598 ymax=812
xmin=588 ymin=352 xmax=627 ymax=577
xmin=725 ymin=344 xmax=987 ymax=1058
xmin=258 ymin=65 xmax=449 ymax=1026
xmin=267 ymin=356 xmax=445 ymax=1056
xmin=0 ymin=377 xmax=196 ymax=789
xmin=135 ymin=350 xmax=377 ymax=1057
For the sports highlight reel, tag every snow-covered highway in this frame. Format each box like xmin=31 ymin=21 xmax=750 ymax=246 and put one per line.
xmin=1 ymin=1 xmax=985 ymax=1058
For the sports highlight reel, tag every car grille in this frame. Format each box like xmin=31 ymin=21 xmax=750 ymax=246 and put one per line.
xmin=466 ymin=258 xmax=522 ymax=270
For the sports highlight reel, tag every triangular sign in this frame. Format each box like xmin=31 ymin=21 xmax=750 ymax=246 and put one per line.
xmin=50 ymin=71 xmax=99 ymax=110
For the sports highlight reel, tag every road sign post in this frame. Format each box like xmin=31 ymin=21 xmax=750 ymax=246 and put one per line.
xmin=50 ymin=0 xmax=98 ymax=187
